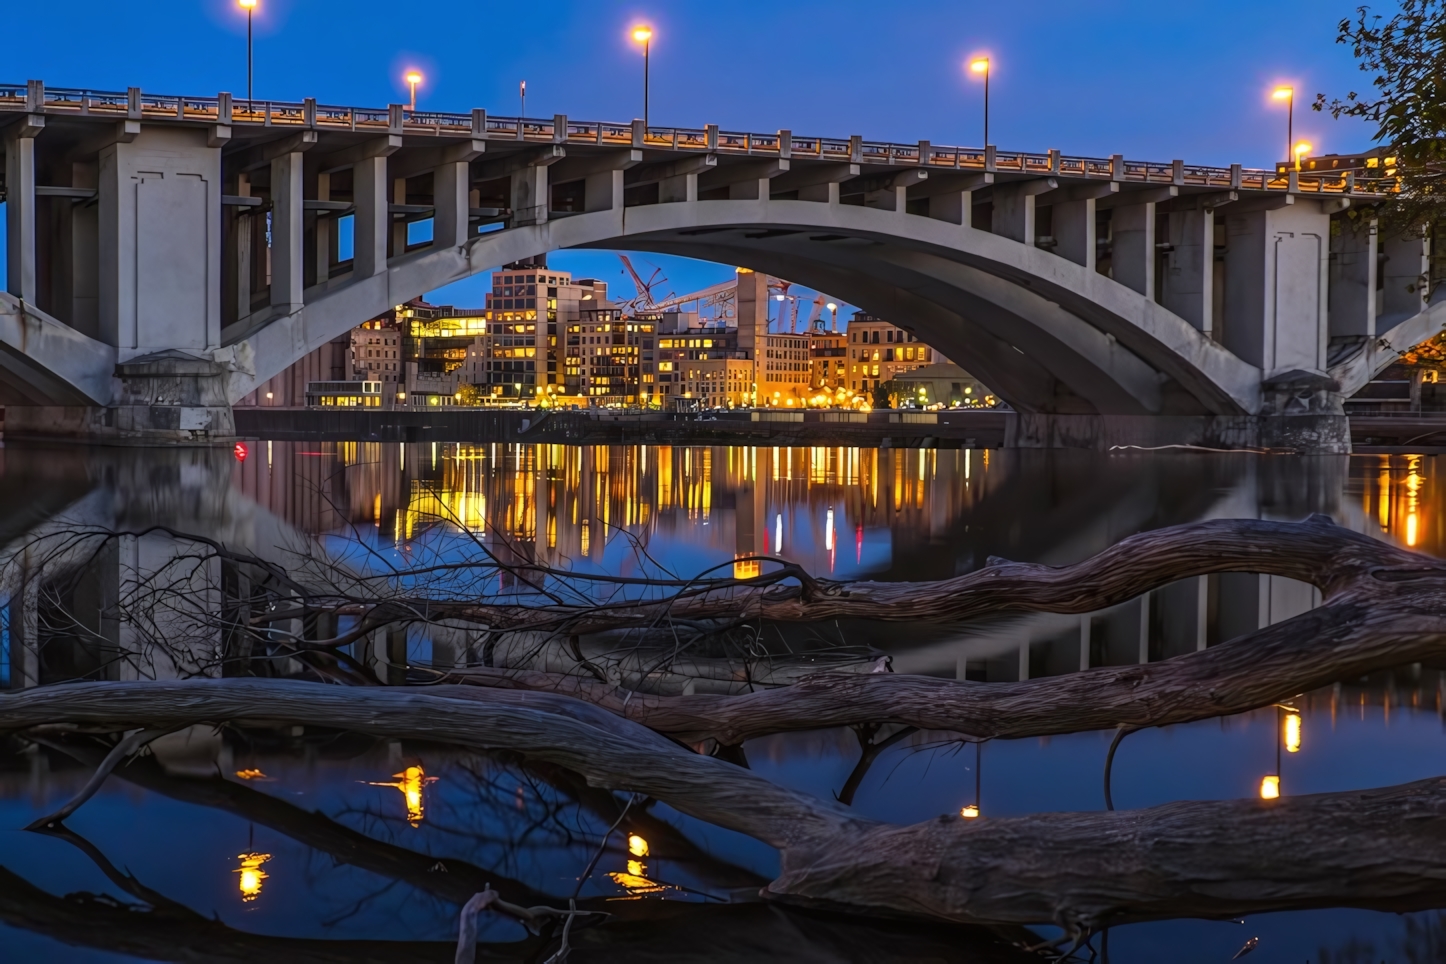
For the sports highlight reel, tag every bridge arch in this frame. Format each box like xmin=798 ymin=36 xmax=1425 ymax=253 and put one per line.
xmin=231 ymin=199 xmax=1261 ymax=416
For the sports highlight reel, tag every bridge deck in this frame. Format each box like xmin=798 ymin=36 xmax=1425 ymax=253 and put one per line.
xmin=0 ymin=81 xmax=1391 ymax=199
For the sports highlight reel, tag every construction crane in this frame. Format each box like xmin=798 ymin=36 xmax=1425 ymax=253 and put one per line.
xmin=806 ymin=293 xmax=828 ymax=330
xmin=617 ymin=254 xmax=670 ymax=313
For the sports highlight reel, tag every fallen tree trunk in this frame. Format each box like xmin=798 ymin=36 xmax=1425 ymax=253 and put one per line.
xmin=226 ymin=515 xmax=1425 ymax=640
xmin=7 ymin=678 xmax=1446 ymax=933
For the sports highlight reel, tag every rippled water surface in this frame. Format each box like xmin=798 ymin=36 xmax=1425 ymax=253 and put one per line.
xmin=1 ymin=441 xmax=1443 ymax=962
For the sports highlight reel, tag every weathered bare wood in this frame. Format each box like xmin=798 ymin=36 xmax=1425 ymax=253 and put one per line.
xmin=426 ymin=515 xmax=1446 ymax=744
xmin=7 ymin=678 xmax=1446 ymax=931
xmin=0 ymin=680 xmax=865 ymax=849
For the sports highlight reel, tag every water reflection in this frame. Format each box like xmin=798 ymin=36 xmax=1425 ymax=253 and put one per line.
xmin=2 ymin=442 xmax=1446 ymax=960
xmin=235 ymin=850 xmax=271 ymax=901
xmin=366 ymin=765 xmax=437 ymax=827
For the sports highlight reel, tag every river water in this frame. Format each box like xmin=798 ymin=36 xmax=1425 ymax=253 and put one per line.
xmin=0 ymin=440 xmax=1442 ymax=962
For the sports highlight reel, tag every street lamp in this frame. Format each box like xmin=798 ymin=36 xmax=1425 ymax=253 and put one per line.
xmin=1294 ymin=141 xmax=1313 ymax=172
xmin=632 ymin=26 xmax=653 ymax=128
xmin=405 ymin=70 xmax=423 ymax=113
xmin=1272 ymin=86 xmax=1294 ymax=168
xmin=238 ymin=0 xmax=257 ymax=110
xmin=969 ymin=57 xmax=990 ymax=146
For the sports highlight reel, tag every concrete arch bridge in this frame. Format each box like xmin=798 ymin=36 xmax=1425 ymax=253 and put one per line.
xmin=0 ymin=80 xmax=1426 ymax=450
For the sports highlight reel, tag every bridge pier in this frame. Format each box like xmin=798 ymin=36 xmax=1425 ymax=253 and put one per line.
xmin=5 ymin=350 xmax=235 ymax=443
xmin=1004 ymin=412 xmax=1350 ymax=453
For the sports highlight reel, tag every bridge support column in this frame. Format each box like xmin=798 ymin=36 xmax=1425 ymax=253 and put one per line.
xmin=1163 ymin=205 xmax=1214 ymax=336
xmin=4 ymin=113 xmax=43 ymax=303
xmin=314 ymin=171 xmax=333 ymax=284
xmin=659 ymin=171 xmax=697 ymax=204
xmin=354 ymin=156 xmax=390 ymax=277
xmin=433 ymin=160 xmax=472 ymax=248
xmin=1221 ymin=200 xmax=1331 ymax=374
xmin=1112 ymin=201 xmax=1156 ymax=299
xmin=991 ymin=179 xmax=1055 ymax=244
xmin=1053 ymin=198 xmax=1097 ymax=270
xmin=512 ymin=163 xmax=551 ymax=225
xmin=1380 ymin=230 xmax=1430 ymax=332
xmin=585 ymin=169 xmax=625 ymax=212
xmin=270 ymin=151 xmax=305 ymax=314
xmin=1329 ymin=216 xmax=1376 ymax=340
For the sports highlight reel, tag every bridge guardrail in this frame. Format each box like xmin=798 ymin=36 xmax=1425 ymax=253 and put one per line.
xmin=1 ymin=80 xmax=1394 ymax=198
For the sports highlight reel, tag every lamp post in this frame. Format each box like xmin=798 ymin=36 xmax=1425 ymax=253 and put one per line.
xmin=1294 ymin=141 xmax=1313 ymax=172
xmin=405 ymin=70 xmax=423 ymax=113
xmin=1272 ymin=86 xmax=1294 ymax=168
xmin=969 ymin=57 xmax=990 ymax=146
xmin=632 ymin=26 xmax=653 ymax=127
xmin=519 ymin=79 xmax=526 ymax=118
xmin=238 ymin=0 xmax=256 ymax=110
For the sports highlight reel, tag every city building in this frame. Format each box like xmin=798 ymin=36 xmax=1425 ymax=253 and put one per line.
xmin=349 ymin=319 xmax=407 ymax=406
xmin=480 ymin=256 xmax=612 ymax=402
xmin=846 ymin=311 xmax=948 ymax=394
xmin=890 ymin=363 xmax=995 ymax=408
xmin=810 ymin=331 xmax=848 ymax=391
xmin=567 ymin=308 xmax=655 ymax=404
xmin=305 ymin=380 xmax=384 ymax=407
xmin=267 ymin=264 xmax=976 ymax=411
xmin=759 ymin=332 xmax=812 ymax=406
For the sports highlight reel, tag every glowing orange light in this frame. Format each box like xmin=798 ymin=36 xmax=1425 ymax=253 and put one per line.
xmin=628 ymin=834 xmax=650 ymax=857
xmin=235 ymin=768 xmax=268 ymax=780
xmin=367 ymin=765 xmax=437 ymax=827
xmin=969 ymin=57 xmax=989 ymax=74
xmin=632 ymin=26 xmax=653 ymax=43
xmin=1284 ymin=712 xmax=1302 ymax=753
xmin=1272 ymin=86 xmax=1293 ymax=100
xmin=238 ymin=0 xmax=256 ymax=8
xmin=235 ymin=852 xmax=271 ymax=900
xmin=1260 ymin=775 xmax=1281 ymax=799
xmin=960 ymin=805 xmax=980 ymax=818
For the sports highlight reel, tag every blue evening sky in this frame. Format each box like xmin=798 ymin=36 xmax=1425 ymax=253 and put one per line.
xmin=6 ymin=0 xmax=1382 ymax=317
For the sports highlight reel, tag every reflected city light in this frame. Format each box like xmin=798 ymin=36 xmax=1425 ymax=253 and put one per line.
xmin=609 ymin=832 xmax=667 ymax=894
xmin=235 ymin=768 xmax=268 ymax=780
xmin=1284 ymin=712 xmax=1302 ymax=753
xmin=959 ymin=805 xmax=980 ymax=819
xmin=1260 ymin=775 xmax=1281 ymax=799
xmin=235 ymin=851 xmax=271 ymax=901
xmin=367 ymin=765 xmax=437 ymax=827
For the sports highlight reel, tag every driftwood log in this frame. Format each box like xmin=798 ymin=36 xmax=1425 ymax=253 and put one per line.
xmin=6 ymin=515 xmax=1446 ymax=937
xmin=6 ymin=678 xmax=1446 ymax=936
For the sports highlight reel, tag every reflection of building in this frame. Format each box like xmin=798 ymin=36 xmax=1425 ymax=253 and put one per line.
xmin=846 ymin=312 xmax=947 ymax=394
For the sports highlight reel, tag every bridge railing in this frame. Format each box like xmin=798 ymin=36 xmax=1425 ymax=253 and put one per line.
xmin=2 ymin=81 xmax=1393 ymax=198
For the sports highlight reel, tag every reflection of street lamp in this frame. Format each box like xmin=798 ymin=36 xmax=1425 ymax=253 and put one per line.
xmin=1272 ymin=86 xmax=1294 ymax=167
xmin=632 ymin=26 xmax=653 ymax=127
xmin=235 ymin=851 xmax=271 ymax=901
xmin=238 ymin=0 xmax=257 ymax=110
xmin=405 ymin=70 xmax=423 ymax=112
xmin=968 ymin=57 xmax=990 ymax=146
xmin=959 ymin=740 xmax=982 ymax=818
